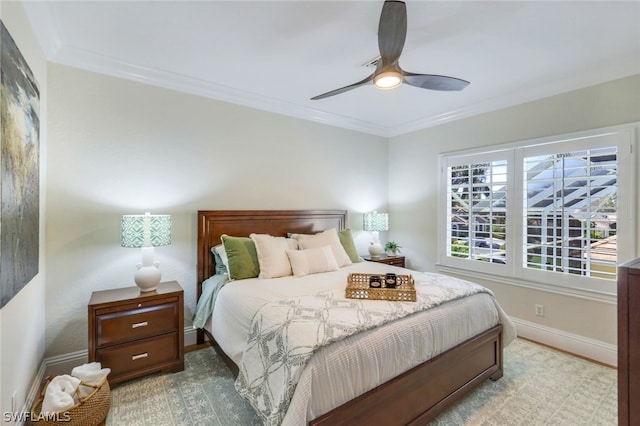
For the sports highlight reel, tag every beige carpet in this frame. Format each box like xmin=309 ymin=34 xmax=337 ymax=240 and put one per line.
xmin=428 ymin=339 xmax=616 ymax=425
xmin=107 ymin=338 xmax=617 ymax=425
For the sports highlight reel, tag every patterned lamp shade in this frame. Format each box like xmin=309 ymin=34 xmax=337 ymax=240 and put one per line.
xmin=363 ymin=211 xmax=389 ymax=232
xmin=121 ymin=213 xmax=172 ymax=248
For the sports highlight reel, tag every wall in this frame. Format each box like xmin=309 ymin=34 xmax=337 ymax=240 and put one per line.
xmin=0 ymin=1 xmax=48 ymax=421
xmin=388 ymin=74 xmax=640 ymax=356
xmin=45 ymin=63 xmax=388 ymax=357
xmin=9 ymin=3 xmax=635 ymax=403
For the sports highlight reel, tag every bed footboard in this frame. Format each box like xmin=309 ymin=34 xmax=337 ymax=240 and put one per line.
xmin=310 ymin=324 xmax=503 ymax=426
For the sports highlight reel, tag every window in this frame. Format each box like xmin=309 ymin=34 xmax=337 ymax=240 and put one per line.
xmin=439 ymin=126 xmax=635 ymax=296
xmin=447 ymin=160 xmax=508 ymax=265
xmin=523 ymin=146 xmax=618 ymax=280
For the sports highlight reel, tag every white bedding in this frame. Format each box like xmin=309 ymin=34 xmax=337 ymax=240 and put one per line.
xmin=205 ymin=261 xmax=516 ymax=425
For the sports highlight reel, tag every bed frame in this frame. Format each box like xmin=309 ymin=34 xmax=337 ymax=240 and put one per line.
xmin=196 ymin=209 xmax=503 ymax=426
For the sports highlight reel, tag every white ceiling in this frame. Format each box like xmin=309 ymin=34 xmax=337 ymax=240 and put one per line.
xmin=23 ymin=1 xmax=640 ymax=137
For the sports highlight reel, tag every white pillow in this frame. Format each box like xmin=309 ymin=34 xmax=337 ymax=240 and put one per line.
xmin=286 ymin=246 xmax=340 ymax=277
xmin=292 ymin=228 xmax=352 ymax=267
xmin=250 ymin=234 xmax=298 ymax=279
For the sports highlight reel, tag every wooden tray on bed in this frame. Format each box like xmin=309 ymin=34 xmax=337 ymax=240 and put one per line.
xmin=346 ymin=273 xmax=416 ymax=302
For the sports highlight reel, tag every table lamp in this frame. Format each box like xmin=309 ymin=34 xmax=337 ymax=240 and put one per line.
xmin=121 ymin=212 xmax=172 ymax=292
xmin=363 ymin=211 xmax=388 ymax=258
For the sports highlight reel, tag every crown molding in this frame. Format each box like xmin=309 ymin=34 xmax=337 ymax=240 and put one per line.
xmin=23 ymin=4 xmax=640 ymax=139
xmin=51 ymin=42 xmax=640 ymax=139
xmin=52 ymin=44 xmax=391 ymax=137
xmin=21 ymin=1 xmax=61 ymax=59
xmin=386 ymin=56 xmax=640 ymax=137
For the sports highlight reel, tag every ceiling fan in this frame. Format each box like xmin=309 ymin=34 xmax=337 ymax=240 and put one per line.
xmin=311 ymin=0 xmax=470 ymax=100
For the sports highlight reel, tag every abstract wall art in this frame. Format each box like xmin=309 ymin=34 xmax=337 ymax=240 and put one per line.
xmin=1 ymin=20 xmax=40 ymax=308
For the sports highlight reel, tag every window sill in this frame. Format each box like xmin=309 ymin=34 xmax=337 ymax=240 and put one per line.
xmin=436 ymin=264 xmax=617 ymax=305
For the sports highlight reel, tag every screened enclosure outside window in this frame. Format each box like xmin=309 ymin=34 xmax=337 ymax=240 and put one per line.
xmin=439 ymin=126 xmax=635 ymax=296
xmin=523 ymin=146 xmax=618 ymax=280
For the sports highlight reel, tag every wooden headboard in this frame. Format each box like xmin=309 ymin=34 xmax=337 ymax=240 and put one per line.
xmin=196 ymin=209 xmax=347 ymax=290
xmin=195 ymin=209 xmax=347 ymax=349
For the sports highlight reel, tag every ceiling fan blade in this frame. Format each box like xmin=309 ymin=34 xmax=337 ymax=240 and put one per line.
xmin=311 ymin=1 xmax=468 ymax=99
xmin=310 ymin=73 xmax=374 ymax=100
xmin=378 ymin=1 xmax=407 ymax=65
xmin=402 ymin=72 xmax=470 ymax=91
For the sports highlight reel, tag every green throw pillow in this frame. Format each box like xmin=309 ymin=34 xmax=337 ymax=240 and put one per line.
xmin=221 ymin=235 xmax=260 ymax=280
xmin=338 ymin=228 xmax=361 ymax=263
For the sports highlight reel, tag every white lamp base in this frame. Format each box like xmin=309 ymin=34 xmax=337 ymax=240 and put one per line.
xmin=135 ymin=247 xmax=162 ymax=292
xmin=368 ymin=241 xmax=384 ymax=258
xmin=368 ymin=230 xmax=384 ymax=258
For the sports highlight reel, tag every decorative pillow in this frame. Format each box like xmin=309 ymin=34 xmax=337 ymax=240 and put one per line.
xmin=292 ymin=228 xmax=352 ymax=267
xmin=250 ymin=234 xmax=298 ymax=279
xmin=286 ymin=246 xmax=339 ymax=277
xmin=220 ymin=234 xmax=260 ymax=280
xmin=338 ymin=228 xmax=361 ymax=263
xmin=210 ymin=244 xmax=229 ymax=275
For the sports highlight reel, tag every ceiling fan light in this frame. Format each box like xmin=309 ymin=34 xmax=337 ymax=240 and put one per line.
xmin=374 ymin=71 xmax=403 ymax=90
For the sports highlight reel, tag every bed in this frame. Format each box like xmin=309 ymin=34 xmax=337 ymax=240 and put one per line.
xmin=196 ymin=209 xmax=516 ymax=425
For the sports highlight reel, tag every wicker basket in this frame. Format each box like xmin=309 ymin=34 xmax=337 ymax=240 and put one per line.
xmin=30 ymin=376 xmax=110 ymax=426
xmin=346 ymin=273 xmax=416 ymax=301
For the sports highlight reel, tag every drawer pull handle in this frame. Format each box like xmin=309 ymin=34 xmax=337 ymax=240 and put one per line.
xmin=132 ymin=353 xmax=148 ymax=361
xmin=132 ymin=321 xmax=148 ymax=329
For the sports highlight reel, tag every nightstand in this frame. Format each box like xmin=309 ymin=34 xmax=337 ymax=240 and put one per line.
xmin=362 ymin=254 xmax=405 ymax=268
xmin=88 ymin=281 xmax=184 ymax=385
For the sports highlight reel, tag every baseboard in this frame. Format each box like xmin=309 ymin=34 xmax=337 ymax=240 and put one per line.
xmin=184 ymin=325 xmax=197 ymax=346
xmin=511 ymin=317 xmax=617 ymax=367
xmin=20 ymin=326 xmax=198 ymax=426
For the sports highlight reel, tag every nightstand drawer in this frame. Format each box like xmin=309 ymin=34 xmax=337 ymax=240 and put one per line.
xmin=96 ymin=333 xmax=179 ymax=378
xmin=96 ymin=302 xmax=178 ymax=347
xmin=387 ymin=259 xmax=405 ymax=267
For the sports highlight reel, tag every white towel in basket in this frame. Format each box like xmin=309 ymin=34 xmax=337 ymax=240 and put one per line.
xmin=41 ymin=375 xmax=81 ymax=414
xmin=71 ymin=362 xmax=111 ymax=398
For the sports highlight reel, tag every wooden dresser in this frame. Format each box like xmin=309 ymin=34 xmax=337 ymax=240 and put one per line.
xmin=88 ymin=281 xmax=184 ymax=385
xmin=618 ymin=258 xmax=640 ymax=425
